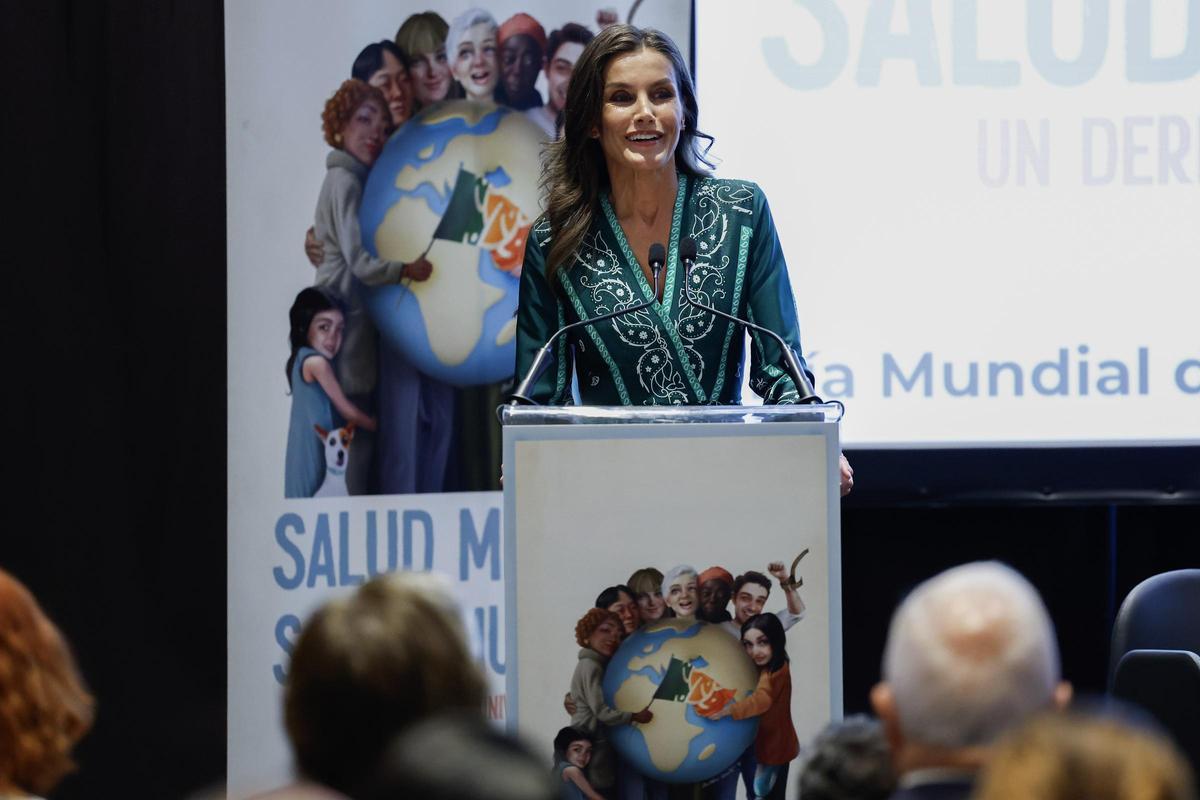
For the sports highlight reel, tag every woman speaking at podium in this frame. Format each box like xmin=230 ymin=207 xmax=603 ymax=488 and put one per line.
xmin=514 ymin=24 xmax=853 ymax=494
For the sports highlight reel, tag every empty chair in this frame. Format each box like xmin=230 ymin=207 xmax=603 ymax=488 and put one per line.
xmin=1108 ymin=569 xmax=1200 ymax=688
xmin=1108 ymin=569 xmax=1200 ymax=781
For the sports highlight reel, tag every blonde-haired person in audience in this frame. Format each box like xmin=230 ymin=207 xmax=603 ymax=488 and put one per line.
xmin=972 ymin=710 xmax=1196 ymax=800
xmin=0 ymin=568 xmax=94 ymax=799
xmin=275 ymin=572 xmax=487 ymax=798
xmin=870 ymin=561 xmax=1072 ymax=800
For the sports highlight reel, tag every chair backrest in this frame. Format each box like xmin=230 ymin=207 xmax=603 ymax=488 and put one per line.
xmin=1108 ymin=569 xmax=1200 ymax=690
xmin=1111 ymin=649 xmax=1200 ymax=779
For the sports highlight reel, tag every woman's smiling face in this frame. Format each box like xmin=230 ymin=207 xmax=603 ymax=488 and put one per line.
xmin=596 ymin=47 xmax=682 ymax=177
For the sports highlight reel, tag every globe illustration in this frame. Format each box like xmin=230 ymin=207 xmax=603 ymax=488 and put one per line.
xmin=601 ymin=618 xmax=760 ymax=783
xmin=359 ymin=100 xmax=543 ymax=386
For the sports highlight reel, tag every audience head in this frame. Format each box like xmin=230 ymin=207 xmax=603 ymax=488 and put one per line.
xmin=595 ymin=585 xmax=638 ymax=635
xmin=283 ymin=571 xmax=486 ymax=795
xmin=574 ymin=608 xmax=622 ymax=658
xmin=798 ymin=715 xmax=896 ymax=800
xmin=661 ymin=564 xmax=699 ymax=619
xmin=358 ymin=712 xmax=558 ymax=800
xmin=698 ymin=565 xmax=734 ymax=622
xmin=0 ymin=568 xmax=94 ymax=797
xmin=973 ymin=710 xmax=1196 ymax=800
xmin=628 ymin=567 xmax=666 ymax=623
xmin=731 ymin=570 xmax=772 ymax=625
xmin=871 ymin=561 xmax=1070 ymax=764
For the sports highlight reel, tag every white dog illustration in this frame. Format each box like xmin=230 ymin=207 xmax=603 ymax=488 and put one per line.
xmin=312 ymin=422 xmax=355 ymax=498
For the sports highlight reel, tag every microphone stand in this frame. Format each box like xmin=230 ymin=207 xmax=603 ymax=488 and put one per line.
xmin=679 ymin=240 xmax=822 ymax=405
xmin=508 ymin=260 xmax=664 ymax=406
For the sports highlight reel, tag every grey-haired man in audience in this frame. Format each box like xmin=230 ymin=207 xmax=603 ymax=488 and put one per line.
xmin=870 ymin=561 xmax=1072 ymax=800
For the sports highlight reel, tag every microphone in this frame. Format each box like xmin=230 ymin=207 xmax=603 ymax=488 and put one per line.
xmin=679 ymin=236 xmax=822 ymax=404
xmin=509 ymin=243 xmax=667 ymax=405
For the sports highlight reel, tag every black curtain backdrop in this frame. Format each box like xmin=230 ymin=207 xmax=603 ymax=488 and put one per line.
xmin=7 ymin=3 xmax=226 ymax=799
xmin=3 ymin=3 xmax=1197 ymax=799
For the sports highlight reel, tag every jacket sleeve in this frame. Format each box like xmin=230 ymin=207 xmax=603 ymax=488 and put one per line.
xmin=514 ymin=220 xmax=574 ymax=404
xmin=330 ymin=171 xmax=407 ymax=286
xmin=744 ymin=186 xmax=815 ymax=404
xmin=729 ymin=669 xmax=780 ymax=721
xmin=577 ymin=658 xmax=633 ymax=727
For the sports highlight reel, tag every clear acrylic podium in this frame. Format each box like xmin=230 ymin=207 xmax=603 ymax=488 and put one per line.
xmin=500 ymin=403 xmax=845 ymax=784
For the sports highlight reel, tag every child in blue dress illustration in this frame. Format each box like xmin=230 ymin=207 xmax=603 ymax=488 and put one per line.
xmin=284 ymin=287 xmax=377 ymax=498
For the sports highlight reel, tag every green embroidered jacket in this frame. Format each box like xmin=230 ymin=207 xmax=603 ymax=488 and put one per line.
xmin=514 ymin=174 xmax=813 ymax=405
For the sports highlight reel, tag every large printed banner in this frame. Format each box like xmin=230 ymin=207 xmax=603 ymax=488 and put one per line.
xmin=226 ymin=2 xmax=690 ymax=796
xmin=226 ymin=492 xmax=505 ymax=795
xmin=697 ymin=0 xmax=1200 ymax=447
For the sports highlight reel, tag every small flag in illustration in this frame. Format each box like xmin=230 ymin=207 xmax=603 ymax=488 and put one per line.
xmin=428 ymin=165 xmax=531 ymax=275
xmin=652 ymin=656 xmax=693 ymax=703
xmin=687 ymin=668 xmax=736 ymax=716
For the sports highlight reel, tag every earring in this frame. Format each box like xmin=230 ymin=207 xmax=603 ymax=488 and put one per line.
xmin=334 ymin=132 xmax=343 ymax=144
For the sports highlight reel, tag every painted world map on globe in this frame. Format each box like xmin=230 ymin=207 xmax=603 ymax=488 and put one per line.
xmin=359 ymin=100 xmax=544 ymax=386
xmin=602 ymin=618 xmax=760 ymax=783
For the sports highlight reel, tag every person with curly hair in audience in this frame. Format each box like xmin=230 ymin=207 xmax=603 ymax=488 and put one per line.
xmin=0 ymin=568 xmax=94 ymax=800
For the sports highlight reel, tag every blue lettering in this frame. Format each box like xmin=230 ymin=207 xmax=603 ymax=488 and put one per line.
xmin=308 ymin=513 xmax=335 ymax=588
xmin=403 ymin=510 xmax=434 ymax=570
xmin=1175 ymin=358 xmax=1200 ymax=393
xmin=273 ymin=513 xmax=305 ymax=590
xmin=1028 ymin=0 xmax=1108 ymax=86
xmin=365 ymin=510 xmax=381 ymax=578
xmin=337 ymin=511 xmax=365 ymax=586
xmin=988 ymin=361 xmax=1025 ymax=396
xmin=461 ymin=507 xmax=501 ymax=580
xmin=763 ymin=0 xmax=849 ymax=90
xmin=1139 ymin=347 xmax=1151 ymax=394
xmin=944 ymin=362 xmax=979 ymax=396
xmin=1032 ymin=348 xmax=1070 ymax=395
xmin=883 ymin=352 xmax=933 ymax=397
xmin=822 ymin=364 xmax=855 ymax=398
xmin=953 ymin=0 xmax=1020 ymax=85
xmin=1083 ymin=117 xmax=1119 ymax=184
xmin=1097 ymin=360 xmax=1131 ymax=394
xmin=1159 ymin=116 xmax=1195 ymax=183
xmin=474 ymin=605 xmax=507 ymax=675
xmin=856 ymin=0 xmax=942 ymax=86
xmin=273 ymin=614 xmax=302 ymax=685
xmin=1078 ymin=345 xmax=1091 ymax=396
xmin=1127 ymin=0 xmax=1200 ymax=82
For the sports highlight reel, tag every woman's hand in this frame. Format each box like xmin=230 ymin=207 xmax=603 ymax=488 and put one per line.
xmin=304 ymin=227 xmax=324 ymax=267
xmin=403 ymin=257 xmax=433 ymax=281
xmin=839 ymin=452 xmax=854 ymax=496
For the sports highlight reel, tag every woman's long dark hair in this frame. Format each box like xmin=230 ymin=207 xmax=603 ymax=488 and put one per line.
xmin=540 ymin=25 xmax=714 ymax=287
xmin=286 ymin=287 xmax=337 ymax=389
xmin=742 ymin=612 xmax=789 ymax=673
